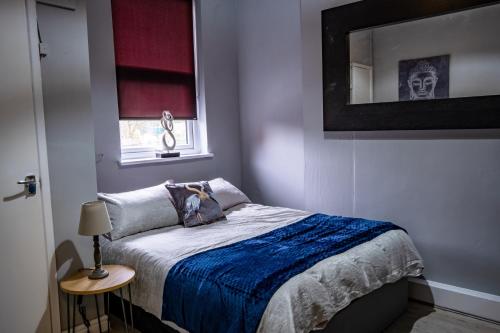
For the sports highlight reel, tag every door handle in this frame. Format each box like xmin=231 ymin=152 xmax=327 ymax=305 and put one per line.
xmin=17 ymin=174 xmax=37 ymax=197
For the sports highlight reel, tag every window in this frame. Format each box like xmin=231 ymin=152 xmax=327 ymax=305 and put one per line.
xmin=111 ymin=0 xmax=200 ymax=160
xmin=119 ymin=119 xmax=200 ymax=159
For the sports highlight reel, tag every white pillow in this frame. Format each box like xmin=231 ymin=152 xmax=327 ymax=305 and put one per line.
xmin=98 ymin=182 xmax=178 ymax=240
xmin=208 ymin=178 xmax=251 ymax=210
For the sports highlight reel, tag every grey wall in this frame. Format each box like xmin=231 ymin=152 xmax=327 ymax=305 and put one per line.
xmin=40 ymin=0 xmax=243 ymax=327
xmin=372 ymin=4 xmax=500 ymax=102
xmin=302 ymin=0 xmax=500 ymax=296
xmin=37 ymin=1 xmax=99 ymax=328
xmin=237 ymin=0 xmax=500 ymax=295
xmin=237 ymin=0 xmax=305 ymax=209
xmin=87 ymin=0 xmax=242 ymax=194
xmin=301 ymin=0 xmax=356 ymax=218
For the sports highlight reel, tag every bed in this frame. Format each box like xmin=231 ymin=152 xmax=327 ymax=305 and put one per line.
xmin=102 ymin=202 xmax=423 ymax=333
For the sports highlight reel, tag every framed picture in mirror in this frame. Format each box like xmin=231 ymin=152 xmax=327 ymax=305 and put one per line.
xmin=398 ymin=55 xmax=450 ymax=102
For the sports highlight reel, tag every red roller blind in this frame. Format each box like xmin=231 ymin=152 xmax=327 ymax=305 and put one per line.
xmin=111 ymin=0 xmax=196 ymax=119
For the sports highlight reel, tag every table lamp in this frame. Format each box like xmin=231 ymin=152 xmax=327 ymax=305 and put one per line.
xmin=78 ymin=201 xmax=113 ymax=279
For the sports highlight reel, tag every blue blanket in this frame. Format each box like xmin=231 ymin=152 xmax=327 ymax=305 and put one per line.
xmin=161 ymin=214 xmax=403 ymax=333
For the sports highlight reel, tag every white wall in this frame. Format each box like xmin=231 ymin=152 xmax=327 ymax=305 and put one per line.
xmin=301 ymin=0 xmax=500 ymax=295
xmin=349 ymin=30 xmax=373 ymax=66
xmin=87 ymin=0 xmax=242 ymax=193
xmin=303 ymin=0 xmax=500 ymax=296
xmin=236 ymin=0 xmax=500 ymax=297
xmin=237 ymin=0 xmax=305 ymax=209
xmin=37 ymin=0 xmax=98 ymax=328
xmin=40 ymin=0 xmax=243 ymax=327
xmin=301 ymin=0 xmax=356 ymax=218
xmin=372 ymin=4 xmax=500 ymax=102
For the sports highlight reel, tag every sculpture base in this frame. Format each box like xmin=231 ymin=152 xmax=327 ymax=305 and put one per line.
xmin=156 ymin=151 xmax=180 ymax=158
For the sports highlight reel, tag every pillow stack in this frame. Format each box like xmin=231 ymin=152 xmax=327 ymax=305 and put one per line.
xmin=98 ymin=182 xmax=178 ymax=240
xmin=98 ymin=178 xmax=251 ymax=238
xmin=208 ymin=177 xmax=251 ymax=211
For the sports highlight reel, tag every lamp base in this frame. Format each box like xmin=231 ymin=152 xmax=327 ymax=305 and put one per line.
xmin=88 ymin=267 xmax=109 ymax=280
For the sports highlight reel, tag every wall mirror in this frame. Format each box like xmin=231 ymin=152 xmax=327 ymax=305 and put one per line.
xmin=322 ymin=0 xmax=500 ymax=131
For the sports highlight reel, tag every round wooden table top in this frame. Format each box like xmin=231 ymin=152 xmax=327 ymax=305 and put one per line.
xmin=60 ymin=265 xmax=135 ymax=295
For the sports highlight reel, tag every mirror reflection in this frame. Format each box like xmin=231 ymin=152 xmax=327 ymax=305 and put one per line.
xmin=349 ymin=4 xmax=500 ymax=105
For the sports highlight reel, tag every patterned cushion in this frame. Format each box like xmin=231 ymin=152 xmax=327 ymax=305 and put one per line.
xmin=166 ymin=182 xmax=226 ymax=227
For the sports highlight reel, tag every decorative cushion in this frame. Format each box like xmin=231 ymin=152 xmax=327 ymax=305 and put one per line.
xmin=166 ymin=181 xmax=226 ymax=227
xmin=98 ymin=182 xmax=178 ymax=240
xmin=208 ymin=178 xmax=251 ymax=210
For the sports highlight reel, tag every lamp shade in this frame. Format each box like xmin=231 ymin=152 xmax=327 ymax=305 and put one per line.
xmin=78 ymin=201 xmax=113 ymax=236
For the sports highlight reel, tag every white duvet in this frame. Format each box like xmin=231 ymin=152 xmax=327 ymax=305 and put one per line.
xmin=102 ymin=203 xmax=423 ymax=333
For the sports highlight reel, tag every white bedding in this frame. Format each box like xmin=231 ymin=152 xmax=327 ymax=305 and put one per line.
xmin=102 ymin=203 xmax=423 ymax=333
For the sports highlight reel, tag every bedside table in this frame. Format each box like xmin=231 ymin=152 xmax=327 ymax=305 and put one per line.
xmin=60 ymin=264 xmax=135 ymax=333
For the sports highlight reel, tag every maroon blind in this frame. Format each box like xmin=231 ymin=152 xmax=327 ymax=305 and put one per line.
xmin=111 ymin=0 xmax=196 ymax=119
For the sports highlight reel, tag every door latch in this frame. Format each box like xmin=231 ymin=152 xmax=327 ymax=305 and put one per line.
xmin=17 ymin=174 xmax=37 ymax=197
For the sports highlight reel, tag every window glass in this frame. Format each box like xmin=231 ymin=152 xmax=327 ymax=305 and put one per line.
xmin=119 ymin=120 xmax=189 ymax=149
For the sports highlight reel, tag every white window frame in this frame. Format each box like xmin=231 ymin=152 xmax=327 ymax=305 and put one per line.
xmin=121 ymin=119 xmax=202 ymax=160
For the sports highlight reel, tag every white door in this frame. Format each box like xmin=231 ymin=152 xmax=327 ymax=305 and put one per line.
xmin=350 ymin=62 xmax=373 ymax=104
xmin=0 ymin=0 xmax=57 ymax=332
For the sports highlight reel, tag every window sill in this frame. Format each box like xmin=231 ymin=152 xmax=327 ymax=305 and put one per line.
xmin=118 ymin=152 xmax=214 ymax=167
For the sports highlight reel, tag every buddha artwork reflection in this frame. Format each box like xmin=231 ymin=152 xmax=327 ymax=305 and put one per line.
xmin=407 ymin=61 xmax=438 ymax=100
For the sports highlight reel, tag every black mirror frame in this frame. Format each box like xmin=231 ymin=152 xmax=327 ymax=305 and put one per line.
xmin=322 ymin=0 xmax=500 ymax=131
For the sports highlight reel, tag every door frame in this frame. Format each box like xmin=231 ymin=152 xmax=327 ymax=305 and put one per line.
xmin=25 ymin=0 xmax=60 ymax=331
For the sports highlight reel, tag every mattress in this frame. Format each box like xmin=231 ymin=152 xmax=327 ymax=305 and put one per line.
xmin=102 ymin=203 xmax=423 ymax=333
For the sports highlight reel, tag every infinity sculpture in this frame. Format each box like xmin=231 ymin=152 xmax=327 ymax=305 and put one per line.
xmin=161 ymin=110 xmax=176 ymax=152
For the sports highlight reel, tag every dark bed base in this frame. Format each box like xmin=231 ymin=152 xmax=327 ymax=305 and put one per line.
xmin=109 ymin=278 xmax=408 ymax=333
xmin=319 ymin=278 xmax=408 ymax=333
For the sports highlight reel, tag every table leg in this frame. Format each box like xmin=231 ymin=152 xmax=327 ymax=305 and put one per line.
xmin=107 ymin=292 xmax=110 ymax=333
xmin=95 ymin=294 xmax=102 ymax=333
xmin=128 ymin=284 xmax=134 ymax=332
xmin=73 ymin=294 xmax=76 ymax=333
xmin=66 ymin=293 xmax=70 ymax=333
xmin=119 ymin=288 xmax=129 ymax=333
xmin=77 ymin=295 xmax=90 ymax=332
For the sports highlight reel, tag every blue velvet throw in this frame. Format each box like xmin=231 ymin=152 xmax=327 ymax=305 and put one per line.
xmin=162 ymin=214 xmax=403 ymax=333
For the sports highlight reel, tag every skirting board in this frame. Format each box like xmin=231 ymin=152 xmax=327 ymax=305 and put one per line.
xmin=409 ymin=277 xmax=500 ymax=323
xmin=62 ymin=315 xmax=108 ymax=333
